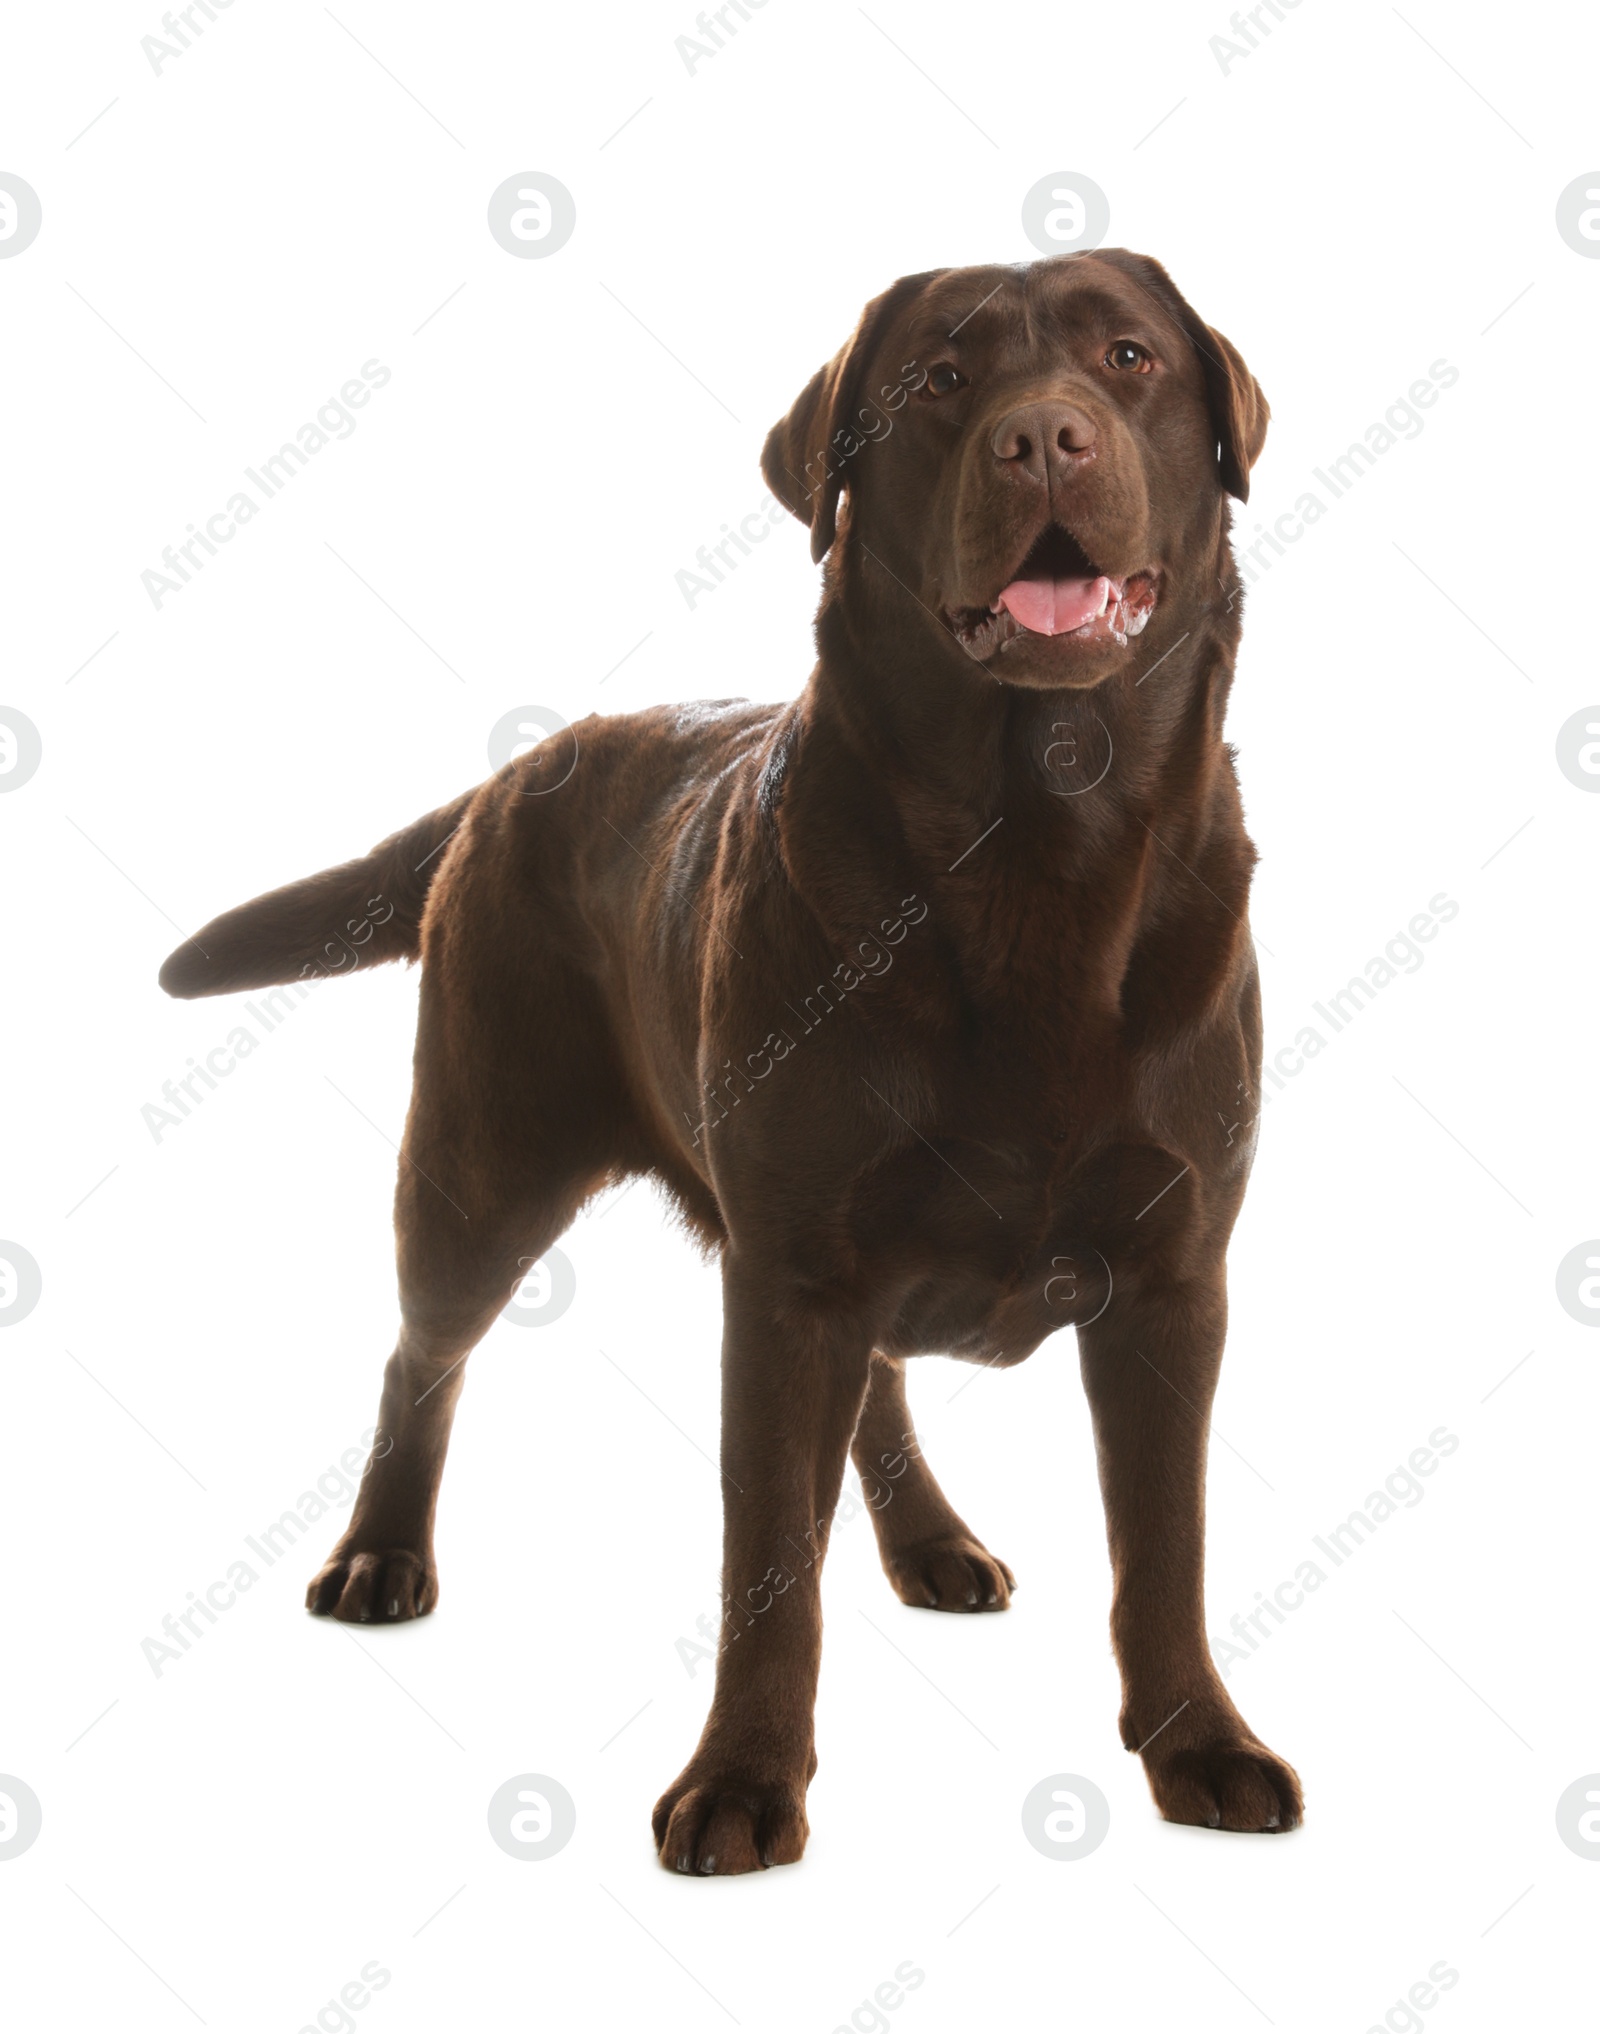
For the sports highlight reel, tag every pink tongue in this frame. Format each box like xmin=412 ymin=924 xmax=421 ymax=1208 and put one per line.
xmin=996 ymin=574 xmax=1112 ymax=636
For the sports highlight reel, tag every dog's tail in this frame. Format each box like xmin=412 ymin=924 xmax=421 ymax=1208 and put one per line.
xmin=157 ymin=787 xmax=477 ymax=1000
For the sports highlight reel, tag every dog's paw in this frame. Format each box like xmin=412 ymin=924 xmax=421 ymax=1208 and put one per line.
xmin=651 ymin=1770 xmax=809 ymax=1876
xmin=882 ymin=1535 xmax=1015 ymax=1612
xmin=1134 ymin=1705 xmax=1302 ymax=1832
xmin=305 ymin=1547 xmax=437 ymax=1623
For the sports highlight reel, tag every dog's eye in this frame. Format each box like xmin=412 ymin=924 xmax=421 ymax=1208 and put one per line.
xmin=920 ymin=363 xmax=967 ymax=399
xmin=1104 ymin=341 xmax=1152 ymax=373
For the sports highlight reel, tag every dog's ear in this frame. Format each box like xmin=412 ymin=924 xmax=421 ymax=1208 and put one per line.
xmin=761 ymin=271 xmax=943 ymax=562
xmin=1089 ymin=249 xmax=1269 ymax=503
xmin=1193 ymin=323 xmax=1269 ymax=502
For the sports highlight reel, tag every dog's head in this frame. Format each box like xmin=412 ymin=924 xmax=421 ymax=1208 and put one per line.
xmin=762 ymin=252 xmax=1267 ymax=690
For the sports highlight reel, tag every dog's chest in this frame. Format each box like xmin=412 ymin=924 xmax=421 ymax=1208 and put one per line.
xmin=855 ymin=984 xmax=1251 ymax=1363
xmin=866 ymin=1121 xmax=1192 ymax=1366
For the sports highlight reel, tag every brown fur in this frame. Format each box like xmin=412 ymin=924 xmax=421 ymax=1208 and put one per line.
xmin=162 ymin=250 xmax=1301 ymax=1871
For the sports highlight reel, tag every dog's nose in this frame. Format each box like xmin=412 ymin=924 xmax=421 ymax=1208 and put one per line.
xmin=990 ymin=402 xmax=1096 ymax=484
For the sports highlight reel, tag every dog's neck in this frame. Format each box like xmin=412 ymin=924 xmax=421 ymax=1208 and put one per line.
xmin=769 ymin=527 xmax=1255 ymax=1032
xmin=805 ymin=533 xmax=1246 ymax=862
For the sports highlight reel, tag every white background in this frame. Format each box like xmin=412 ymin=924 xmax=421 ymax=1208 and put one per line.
xmin=3 ymin=0 xmax=1597 ymax=2027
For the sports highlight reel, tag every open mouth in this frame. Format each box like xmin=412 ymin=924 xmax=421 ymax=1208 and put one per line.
xmin=946 ymin=525 xmax=1158 ymax=660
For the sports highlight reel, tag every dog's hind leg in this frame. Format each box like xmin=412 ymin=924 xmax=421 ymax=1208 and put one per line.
xmin=851 ymin=1352 xmax=1015 ymax=1612
xmin=304 ymin=1130 xmax=601 ymax=1623
xmin=304 ymin=1164 xmax=594 ymax=1624
xmin=306 ymin=941 xmax=623 ymax=1623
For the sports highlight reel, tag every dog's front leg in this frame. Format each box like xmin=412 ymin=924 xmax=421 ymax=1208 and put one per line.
xmin=1078 ymin=1269 xmax=1303 ymax=1832
xmin=653 ymin=1258 xmax=872 ymax=1875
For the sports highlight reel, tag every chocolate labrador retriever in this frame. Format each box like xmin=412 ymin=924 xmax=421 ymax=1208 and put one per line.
xmin=161 ymin=249 xmax=1301 ymax=1870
